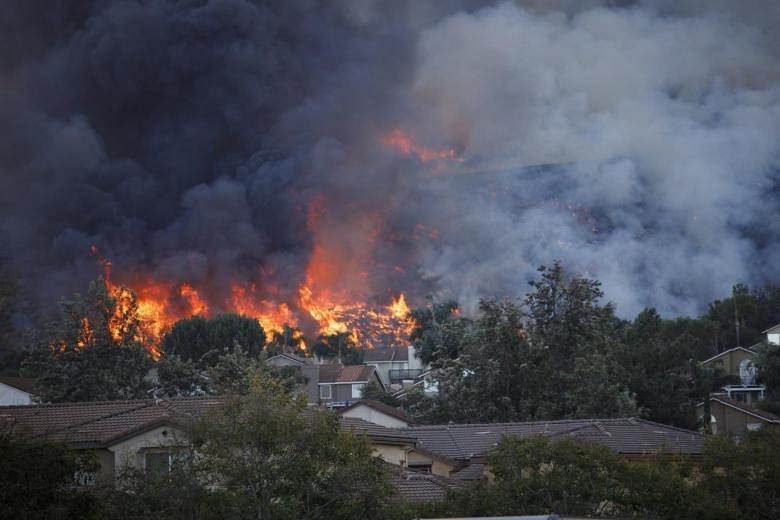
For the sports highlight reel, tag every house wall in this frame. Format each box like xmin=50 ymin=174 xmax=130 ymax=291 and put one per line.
xmin=0 ymin=383 xmax=32 ymax=405
xmin=109 ymin=425 xmax=187 ymax=477
xmin=372 ymin=443 xmax=409 ymax=466
xmin=704 ymin=349 xmax=756 ymax=378
xmin=366 ymin=362 xmax=393 ymax=387
xmin=94 ymin=448 xmax=116 ymax=484
xmin=708 ymin=401 xmax=769 ymax=435
xmin=301 ymin=365 xmax=319 ymax=404
xmin=407 ymin=449 xmax=456 ymax=476
xmin=340 ymin=406 xmax=410 ymax=428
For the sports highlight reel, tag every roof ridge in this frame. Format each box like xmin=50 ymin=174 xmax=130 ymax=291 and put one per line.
xmin=36 ymin=400 xmax=155 ymax=440
xmin=401 ymin=417 xmax=640 ymax=430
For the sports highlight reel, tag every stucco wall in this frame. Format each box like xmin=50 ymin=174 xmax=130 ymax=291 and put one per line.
xmin=340 ymin=406 xmax=409 ymax=428
xmin=0 ymin=383 xmax=32 ymax=405
xmin=372 ymin=443 xmax=408 ymax=466
xmin=710 ymin=401 xmax=766 ymax=435
xmin=705 ymin=349 xmax=756 ymax=378
xmin=407 ymin=449 xmax=456 ymax=476
xmin=109 ymin=425 xmax=188 ymax=477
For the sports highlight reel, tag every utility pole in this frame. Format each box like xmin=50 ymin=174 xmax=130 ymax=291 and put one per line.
xmin=733 ymin=285 xmax=741 ymax=348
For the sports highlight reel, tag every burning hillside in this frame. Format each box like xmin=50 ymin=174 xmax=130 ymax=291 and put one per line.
xmin=2 ymin=0 xmax=780 ymax=359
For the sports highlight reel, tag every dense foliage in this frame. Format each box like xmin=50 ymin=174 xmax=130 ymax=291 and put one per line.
xmin=23 ymin=279 xmax=154 ymax=402
xmin=408 ymin=262 xmax=780 ymax=427
xmin=105 ymin=373 xmax=391 ymax=520
xmin=160 ymin=313 xmax=266 ymax=362
xmin=0 ymin=427 xmax=101 ymax=520
xmin=392 ymin=430 xmax=780 ymax=520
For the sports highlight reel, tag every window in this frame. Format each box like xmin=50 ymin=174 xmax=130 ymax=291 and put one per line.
xmin=146 ymin=451 xmax=171 ymax=477
xmin=320 ymin=384 xmax=332 ymax=400
xmin=408 ymin=462 xmax=432 ymax=474
xmin=747 ymin=423 xmax=762 ymax=431
xmin=351 ymin=383 xmax=366 ymax=399
xmin=144 ymin=449 xmax=191 ymax=477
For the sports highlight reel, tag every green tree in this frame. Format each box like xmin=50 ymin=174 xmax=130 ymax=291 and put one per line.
xmin=0 ymin=426 xmax=101 ymax=520
xmin=312 ymin=331 xmax=362 ymax=364
xmin=614 ymin=309 xmax=715 ymax=428
xmin=409 ymin=298 xmax=469 ymax=365
xmin=23 ymin=279 xmax=154 ymax=402
xmin=699 ymin=428 xmax=780 ymax=519
xmin=361 ymin=381 xmax=401 ymax=407
xmin=160 ymin=313 xmax=266 ymax=363
xmin=189 ymin=372 xmax=391 ymax=519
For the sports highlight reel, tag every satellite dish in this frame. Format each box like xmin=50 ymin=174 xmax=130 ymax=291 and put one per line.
xmin=739 ymin=359 xmax=756 ymax=386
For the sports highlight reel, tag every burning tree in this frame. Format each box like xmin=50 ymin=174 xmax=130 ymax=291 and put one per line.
xmin=24 ymin=279 xmax=154 ymax=402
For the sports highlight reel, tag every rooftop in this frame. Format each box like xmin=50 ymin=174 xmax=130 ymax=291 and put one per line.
xmin=402 ymin=417 xmax=704 ymax=460
xmin=363 ymin=346 xmax=409 ymax=363
xmin=336 ymin=399 xmax=412 ymax=424
xmin=318 ymin=364 xmax=377 ymax=384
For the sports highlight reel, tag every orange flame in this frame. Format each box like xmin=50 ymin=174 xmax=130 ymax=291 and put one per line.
xmin=382 ymin=128 xmax=462 ymax=163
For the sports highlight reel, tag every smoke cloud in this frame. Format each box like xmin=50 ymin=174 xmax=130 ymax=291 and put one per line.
xmin=1 ymin=0 xmax=778 ymax=323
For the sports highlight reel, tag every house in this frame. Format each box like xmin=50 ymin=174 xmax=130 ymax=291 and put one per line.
xmin=764 ymin=323 xmax=780 ymax=346
xmin=697 ymin=396 xmax=780 ymax=435
xmin=0 ymin=377 xmax=35 ymax=405
xmin=385 ymin=462 xmax=463 ymax=503
xmin=0 ymin=398 xmax=223 ymax=484
xmin=399 ymin=418 xmax=705 ymax=480
xmin=336 ymin=399 xmax=414 ymax=428
xmin=363 ymin=345 xmax=427 ymax=388
xmin=266 ymin=352 xmax=320 ymax=404
xmin=317 ymin=364 xmax=386 ymax=408
xmin=699 ymin=347 xmax=764 ymax=403
xmin=0 ymin=397 xmax=417 ymax=485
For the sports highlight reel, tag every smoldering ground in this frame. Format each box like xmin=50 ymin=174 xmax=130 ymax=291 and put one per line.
xmin=0 ymin=0 xmax=778 ymax=322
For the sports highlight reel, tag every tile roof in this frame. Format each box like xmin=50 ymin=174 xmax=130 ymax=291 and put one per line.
xmin=386 ymin=463 xmax=462 ymax=503
xmin=336 ymin=399 xmax=412 ymax=424
xmin=265 ymin=353 xmax=312 ymax=366
xmin=363 ymin=346 xmax=408 ymax=363
xmin=338 ymin=416 xmax=417 ymax=444
xmin=0 ymin=377 xmax=36 ymax=394
xmin=0 ymin=397 xmax=223 ymax=448
xmin=402 ymin=418 xmax=704 ymax=460
xmin=451 ymin=463 xmax=486 ymax=481
xmin=318 ymin=364 xmax=376 ymax=383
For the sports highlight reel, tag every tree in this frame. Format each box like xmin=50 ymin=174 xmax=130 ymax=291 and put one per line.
xmin=190 ymin=372 xmax=391 ymax=520
xmin=312 ymin=331 xmax=362 ymax=364
xmin=264 ymin=324 xmax=306 ymax=357
xmin=0 ymin=426 xmax=101 ymax=520
xmin=23 ymin=278 xmax=154 ymax=402
xmin=523 ymin=261 xmax=636 ymax=419
xmin=699 ymin=428 xmax=780 ymax=519
xmin=409 ymin=298 xmax=469 ymax=365
xmin=160 ymin=313 xmax=266 ymax=363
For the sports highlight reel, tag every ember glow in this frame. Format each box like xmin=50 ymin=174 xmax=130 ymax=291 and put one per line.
xmin=382 ymin=129 xmax=463 ymax=163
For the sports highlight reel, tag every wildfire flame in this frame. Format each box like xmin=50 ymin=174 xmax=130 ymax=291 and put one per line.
xmin=84 ymin=245 xmax=413 ymax=358
xmin=68 ymin=130 xmax=443 ymax=359
xmin=382 ymin=128 xmax=463 ymax=163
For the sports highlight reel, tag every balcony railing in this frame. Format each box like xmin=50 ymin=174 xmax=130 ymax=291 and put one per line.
xmin=389 ymin=369 xmax=423 ymax=382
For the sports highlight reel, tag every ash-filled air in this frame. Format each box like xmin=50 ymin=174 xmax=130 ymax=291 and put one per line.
xmin=1 ymin=0 xmax=779 ymax=346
